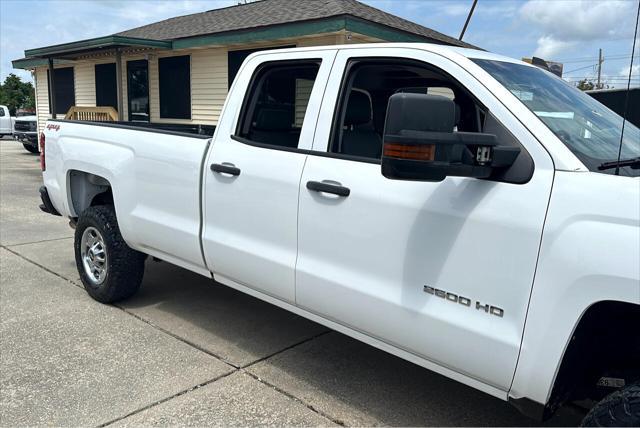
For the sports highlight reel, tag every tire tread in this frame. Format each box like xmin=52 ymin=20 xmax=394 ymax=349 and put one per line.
xmin=582 ymin=382 xmax=640 ymax=427
xmin=23 ymin=143 xmax=39 ymax=154
xmin=74 ymin=205 xmax=145 ymax=303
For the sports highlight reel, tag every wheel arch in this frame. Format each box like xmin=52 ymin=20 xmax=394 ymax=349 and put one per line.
xmin=67 ymin=170 xmax=113 ymax=217
xmin=544 ymin=300 xmax=640 ymax=418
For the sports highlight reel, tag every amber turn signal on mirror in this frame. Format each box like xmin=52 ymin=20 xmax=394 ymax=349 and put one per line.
xmin=383 ymin=143 xmax=436 ymax=161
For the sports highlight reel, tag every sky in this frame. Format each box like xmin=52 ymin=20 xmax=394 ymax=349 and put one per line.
xmin=1 ymin=0 xmax=638 ymax=88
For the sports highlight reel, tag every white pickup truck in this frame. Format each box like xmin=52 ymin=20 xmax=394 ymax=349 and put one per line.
xmin=0 ymin=105 xmax=38 ymax=153
xmin=39 ymin=44 xmax=639 ymax=426
xmin=13 ymin=112 xmax=39 ymax=153
xmin=0 ymin=105 xmax=15 ymax=137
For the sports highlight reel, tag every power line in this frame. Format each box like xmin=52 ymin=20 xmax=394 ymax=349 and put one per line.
xmin=556 ymin=53 xmax=632 ymax=63
xmin=561 ymin=56 xmax=632 ymax=64
xmin=564 ymin=63 xmax=597 ymax=74
xmin=562 ymin=53 xmax=630 ymax=60
xmin=564 ymin=73 xmax=640 ymax=78
xmin=564 ymin=76 xmax=640 ymax=79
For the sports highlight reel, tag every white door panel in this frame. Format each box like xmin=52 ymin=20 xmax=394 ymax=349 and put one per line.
xmin=0 ymin=107 xmax=11 ymax=134
xmin=297 ymin=48 xmax=554 ymax=390
xmin=204 ymin=141 xmax=306 ymax=301
xmin=202 ymin=49 xmax=337 ymax=302
xmin=297 ymin=158 xmax=549 ymax=389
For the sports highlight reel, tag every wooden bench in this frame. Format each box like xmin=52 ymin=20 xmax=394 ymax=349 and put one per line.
xmin=64 ymin=106 xmax=118 ymax=122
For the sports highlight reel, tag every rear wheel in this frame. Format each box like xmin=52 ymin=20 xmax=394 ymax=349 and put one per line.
xmin=74 ymin=205 xmax=146 ymax=303
xmin=22 ymin=143 xmax=39 ymax=153
xmin=581 ymin=382 xmax=640 ymax=427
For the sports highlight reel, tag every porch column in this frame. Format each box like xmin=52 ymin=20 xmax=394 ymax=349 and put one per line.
xmin=47 ymin=57 xmax=57 ymax=118
xmin=115 ymin=48 xmax=124 ymax=121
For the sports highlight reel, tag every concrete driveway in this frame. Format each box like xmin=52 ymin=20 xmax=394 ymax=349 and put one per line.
xmin=0 ymin=138 xmax=584 ymax=426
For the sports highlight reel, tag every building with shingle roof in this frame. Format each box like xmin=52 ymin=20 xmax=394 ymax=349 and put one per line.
xmin=114 ymin=0 xmax=471 ymax=46
xmin=13 ymin=0 xmax=476 ymax=134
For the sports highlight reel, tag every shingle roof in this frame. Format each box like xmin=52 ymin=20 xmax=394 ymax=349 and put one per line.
xmin=115 ymin=0 xmax=473 ymax=48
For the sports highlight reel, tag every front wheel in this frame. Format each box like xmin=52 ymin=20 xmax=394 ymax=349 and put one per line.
xmin=581 ymin=382 xmax=640 ymax=427
xmin=74 ymin=205 xmax=146 ymax=303
xmin=23 ymin=143 xmax=39 ymax=154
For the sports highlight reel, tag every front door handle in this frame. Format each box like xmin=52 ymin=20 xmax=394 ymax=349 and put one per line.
xmin=306 ymin=180 xmax=350 ymax=197
xmin=211 ymin=163 xmax=241 ymax=176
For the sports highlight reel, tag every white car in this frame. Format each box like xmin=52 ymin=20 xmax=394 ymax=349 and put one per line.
xmin=0 ymin=105 xmax=15 ymax=137
xmin=39 ymin=44 xmax=639 ymax=426
xmin=13 ymin=112 xmax=39 ymax=153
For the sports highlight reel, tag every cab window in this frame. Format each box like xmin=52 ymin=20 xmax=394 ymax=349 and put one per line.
xmin=329 ymin=60 xmax=485 ymax=161
xmin=236 ymin=61 xmax=320 ymax=149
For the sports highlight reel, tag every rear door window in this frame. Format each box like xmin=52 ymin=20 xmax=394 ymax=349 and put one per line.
xmin=236 ymin=61 xmax=320 ymax=149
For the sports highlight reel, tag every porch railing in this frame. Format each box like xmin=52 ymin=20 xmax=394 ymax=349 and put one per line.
xmin=64 ymin=106 xmax=118 ymax=122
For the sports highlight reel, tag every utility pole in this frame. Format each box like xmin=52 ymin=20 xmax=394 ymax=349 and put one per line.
xmin=596 ymin=48 xmax=604 ymax=89
xmin=459 ymin=0 xmax=478 ymax=41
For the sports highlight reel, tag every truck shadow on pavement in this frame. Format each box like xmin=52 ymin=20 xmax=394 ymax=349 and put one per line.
xmin=121 ymin=260 xmax=584 ymax=427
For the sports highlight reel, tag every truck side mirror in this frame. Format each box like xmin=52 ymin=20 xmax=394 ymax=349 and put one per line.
xmin=381 ymin=93 xmax=520 ymax=182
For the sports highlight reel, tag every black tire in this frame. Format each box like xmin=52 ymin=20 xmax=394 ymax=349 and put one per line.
xmin=581 ymin=382 xmax=640 ymax=427
xmin=74 ymin=205 xmax=146 ymax=303
xmin=23 ymin=143 xmax=39 ymax=154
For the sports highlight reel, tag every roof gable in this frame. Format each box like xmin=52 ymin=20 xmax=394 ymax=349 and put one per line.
xmin=14 ymin=0 xmax=478 ymax=67
xmin=115 ymin=0 xmax=472 ymax=48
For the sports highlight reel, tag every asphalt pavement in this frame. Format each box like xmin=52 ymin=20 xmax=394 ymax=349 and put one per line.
xmin=0 ymin=137 xmax=584 ymax=426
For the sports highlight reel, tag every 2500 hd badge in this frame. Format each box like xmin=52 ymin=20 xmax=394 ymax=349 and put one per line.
xmin=423 ymin=285 xmax=504 ymax=317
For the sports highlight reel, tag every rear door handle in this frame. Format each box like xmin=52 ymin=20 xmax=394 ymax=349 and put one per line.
xmin=211 ymin=163 xmax=241 ymax=176
xmin=306 ymin=180 xmax=350 ymax=197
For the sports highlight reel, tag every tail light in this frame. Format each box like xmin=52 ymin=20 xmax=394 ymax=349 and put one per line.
xmin=39 ymin=132 xmax=46 ymax=171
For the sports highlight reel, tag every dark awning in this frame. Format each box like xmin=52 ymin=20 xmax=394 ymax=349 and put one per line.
xmin=13 ymin=35 xmax=172 ymax=69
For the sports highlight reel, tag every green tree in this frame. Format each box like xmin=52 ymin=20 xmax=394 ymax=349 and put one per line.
xmin=0 ymin=73 xmax=35 ymax=115
xmin=576 ymin=79 xmax=595 ymax=91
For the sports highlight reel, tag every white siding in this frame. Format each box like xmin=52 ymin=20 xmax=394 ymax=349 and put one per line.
xmin=298 ymin=34 xmax=342 ymax=46
xmin=35 ymin=68 xmax=49 ymax=135
xmin=295 ymin=78 xmax=315 ymax=127
xmin=120 ymin=58 xmax=127 ymax=120
xmin=148 ymin=56 xmax=160 ymax=122
xmin=74 ymin=62 xmax=95 ymax=106
xmin=190 ymin=48 xmax=228 ymax=125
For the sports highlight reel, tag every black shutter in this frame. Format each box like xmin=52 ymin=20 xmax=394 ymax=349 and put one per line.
xmin=158 ymin=55 xmax=191 ymax=119
xmin=95 ymin=63 xmax=118 ymax=110
xmin=48 ymin=67 xmax=75 ymax=115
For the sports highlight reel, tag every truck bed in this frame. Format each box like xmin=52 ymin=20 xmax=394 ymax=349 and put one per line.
xmin=42 ymin=119 xmax=213 ymax=276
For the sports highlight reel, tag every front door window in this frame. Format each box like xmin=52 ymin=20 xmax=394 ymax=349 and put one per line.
xmin=127 ymin=60 xmax=149 ymax=122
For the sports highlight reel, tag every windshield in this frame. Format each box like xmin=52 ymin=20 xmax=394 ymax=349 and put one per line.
xmin=472 ymin=59 xmax=639 ymax=176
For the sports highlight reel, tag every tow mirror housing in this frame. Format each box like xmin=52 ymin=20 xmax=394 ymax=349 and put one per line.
xmin=381 ymin=93 xmax=520 ymax=182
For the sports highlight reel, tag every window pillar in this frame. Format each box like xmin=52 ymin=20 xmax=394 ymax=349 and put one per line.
xmin=115 ymin=48 xmax=124 ymax=121
xmin=47 ymin=57 xmax=57 ymax=118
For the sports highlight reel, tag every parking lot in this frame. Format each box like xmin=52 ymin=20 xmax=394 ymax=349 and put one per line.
xmin=0 ymin=137 xmax=584 ymax=426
